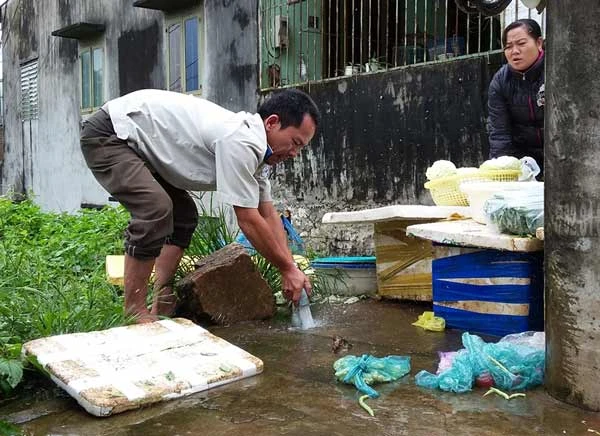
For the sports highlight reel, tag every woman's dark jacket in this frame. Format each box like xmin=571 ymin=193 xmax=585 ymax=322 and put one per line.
xmin=487 ymin=53 xmax=544 ymax=169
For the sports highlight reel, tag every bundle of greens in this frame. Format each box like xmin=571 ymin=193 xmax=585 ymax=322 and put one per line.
xmin=483 ymin=189 xmax=543 ymax=236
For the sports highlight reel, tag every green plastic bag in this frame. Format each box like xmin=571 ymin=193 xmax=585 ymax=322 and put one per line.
xmin=483 ymin=188 xmax=543 ymax=236
xmin=334 ymin=354 xmax=411 ymax=398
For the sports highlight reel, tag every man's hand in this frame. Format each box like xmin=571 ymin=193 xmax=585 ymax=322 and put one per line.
xmin=234 ymin=204 xmax=312 ymax=304
xmin=280 ymin=263 xmax=312 ymax=305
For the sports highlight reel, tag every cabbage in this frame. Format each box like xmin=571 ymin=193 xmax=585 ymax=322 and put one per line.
xmin=426 ymin=160 xmax=457 ymax=180
xmin=480 ymin=156 xmax=520 ymax=171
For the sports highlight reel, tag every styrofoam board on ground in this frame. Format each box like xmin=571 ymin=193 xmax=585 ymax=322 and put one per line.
xmin=22 ymin=318 xmax=263 ymax=417
xmin=321 ymin=205 xmax=471 ymax=224
xmin=406 ymin=219 xmax=543 ymax=252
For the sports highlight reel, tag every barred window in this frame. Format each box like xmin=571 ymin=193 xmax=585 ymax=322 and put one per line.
xmin=260 ymin=0 xmax=545 ymax=89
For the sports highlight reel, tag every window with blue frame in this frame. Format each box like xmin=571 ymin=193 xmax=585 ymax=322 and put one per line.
xmin=80 ymin=46 xmax=104 ymax=111
xmin=167 ymin=12 xmax=203 ymax=94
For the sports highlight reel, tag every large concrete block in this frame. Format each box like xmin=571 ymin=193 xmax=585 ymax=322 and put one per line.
xmin=176 ymin=243 xmax=276 ymax=324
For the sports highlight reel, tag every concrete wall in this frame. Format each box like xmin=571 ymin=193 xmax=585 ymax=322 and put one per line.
xmin=203 ymin=2 xmax=258 ymax=112
xmin=0 ymin=0 xmax=258 ymax=211
xmin=1 ymin=0 xmax=164 ymax=211
xmin=0 ymin=0 xmax=501 ymax=256
xmin=268 ymin=56 xmax=500 ymax=254
xmin=545 ymin=0 xmax=600 ymax=412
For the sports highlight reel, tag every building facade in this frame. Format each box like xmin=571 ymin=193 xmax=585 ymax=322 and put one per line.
xmin=0 ymin=0 xmax=544 ymax=254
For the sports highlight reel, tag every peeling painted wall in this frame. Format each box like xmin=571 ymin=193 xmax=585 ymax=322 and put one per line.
xmin=1 ymin=0 xmax=164 ymax=211
xmin=203 ymin=1 xmax=258 ymax=111
xmin=0 ymin=0 xmax=258 ymax=212
xmin=0 ymin=0 xmax=502 ymax=257
xmin=118 ymin=22 xmax=161 ymax=96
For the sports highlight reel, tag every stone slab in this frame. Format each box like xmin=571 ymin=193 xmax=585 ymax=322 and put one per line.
xmin=176 ymin=243 xmax=275 ymax=324
xmin=406 ymin=219 xmax=543 ymax=252
xmin=321 ymin=205 xmax=471 ymax=225
xmin=22 ymin=318 xmax=263 ymax=417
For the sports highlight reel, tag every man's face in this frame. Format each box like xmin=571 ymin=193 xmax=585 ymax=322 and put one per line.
xmin=263 ymin=114 xmax=316 ymax=165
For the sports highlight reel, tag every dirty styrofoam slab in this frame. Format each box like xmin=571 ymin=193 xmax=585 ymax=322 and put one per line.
xmin=22 ymin=318 xmax=263 ymax=417
xmin=406 ymin=219 xmax=543 ymax=252
xmin=322 ymin=205 xmax=471 ymax=225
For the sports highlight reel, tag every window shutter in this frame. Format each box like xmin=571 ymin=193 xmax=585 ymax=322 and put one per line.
xmin=20 ymin=59 xmax=39 ymax=121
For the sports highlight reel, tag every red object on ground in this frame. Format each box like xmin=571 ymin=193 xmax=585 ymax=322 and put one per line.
xmin=475 ymin=372 xmax=495 ymax=389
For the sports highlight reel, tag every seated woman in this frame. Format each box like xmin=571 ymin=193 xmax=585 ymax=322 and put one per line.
xmin=488 ymin=19 xmax=545 ymax=174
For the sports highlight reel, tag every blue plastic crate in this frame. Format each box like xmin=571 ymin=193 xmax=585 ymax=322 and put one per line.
xmin=432 ymin=250 xmax=543 ymax=337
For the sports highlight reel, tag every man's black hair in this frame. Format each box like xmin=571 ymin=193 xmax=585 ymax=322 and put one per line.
xmin=258 ymin=89 xmax=321 ymax=130
xmin=502 ymin=19 xmax=543 ymax=47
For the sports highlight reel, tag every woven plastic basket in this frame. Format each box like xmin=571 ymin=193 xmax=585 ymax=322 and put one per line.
xmin=424 ymin=169 xmax=520 ymax=206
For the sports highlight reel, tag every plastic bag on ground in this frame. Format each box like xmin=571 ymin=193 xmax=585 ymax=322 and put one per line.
xmin=412 ymin=311 xmax=446 ymax=332
xmin=498 ymin=331 xmax=544 ymax=350
xmin=281 ymin=215 xmax=306 ymax=255
xmin=436 ymin=351 xmax=458 ymax=373
xmin=234 ymin=232 xmax=256 ymax=255
xmin=334 ymin=354 xmax=411 ymax=398
xmin=415 ymin=332 xmax=544 ymax=393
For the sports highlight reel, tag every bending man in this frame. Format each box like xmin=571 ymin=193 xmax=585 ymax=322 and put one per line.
xmin=80 ymin=88 xmax=320 ymax=322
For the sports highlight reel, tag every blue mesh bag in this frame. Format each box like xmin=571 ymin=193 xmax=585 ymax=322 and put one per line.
xmin=334 ymin=354 xmax=411 ymax=398
xmin=415 ymin=332 xmax=544 ymax=393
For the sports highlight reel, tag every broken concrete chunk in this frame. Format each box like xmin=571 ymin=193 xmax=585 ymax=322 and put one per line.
xmin=176 ymin=243 xmax=276 ymax=324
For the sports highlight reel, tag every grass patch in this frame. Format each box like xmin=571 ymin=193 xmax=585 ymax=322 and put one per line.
xmin=0 ymin=198 xmax=128 ymax=394
xmin=0 ymin=196 xmax=345 ymax=394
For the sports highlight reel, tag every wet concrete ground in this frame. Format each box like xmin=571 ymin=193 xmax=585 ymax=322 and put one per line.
xmin=2 ymin=299 xmax=600 ymax=436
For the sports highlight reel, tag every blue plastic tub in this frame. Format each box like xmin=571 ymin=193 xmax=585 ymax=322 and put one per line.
xmin=311 ymin=256 xmax=376 ymax=269
xmin=311 ymin=256 xmax=377 ymax=296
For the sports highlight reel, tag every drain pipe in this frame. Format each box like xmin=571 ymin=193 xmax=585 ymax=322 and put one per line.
xmin=545 ymin=0 xmax=600 ymax=411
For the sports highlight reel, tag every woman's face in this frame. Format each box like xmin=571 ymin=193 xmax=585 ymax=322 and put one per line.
xmin=504 ymin=26 xmax=543 ymax=72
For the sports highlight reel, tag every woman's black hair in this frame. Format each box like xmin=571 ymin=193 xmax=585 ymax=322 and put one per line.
xmin=502 ymin=19 xmax=543 ymax=47
xmin=258 ymin=89 xmax=321 ymax=130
